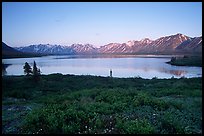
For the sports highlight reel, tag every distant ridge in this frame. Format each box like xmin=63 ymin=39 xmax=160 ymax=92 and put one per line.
xmin=10 ymin=33 xmax=202 ymax=55
xmin=2 ymin=42 xmax=25 ymax=58
xmin=2 ymin=42 xmax=42 ymax=59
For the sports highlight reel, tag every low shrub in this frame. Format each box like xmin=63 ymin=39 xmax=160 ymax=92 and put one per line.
xmin=116 ymin=117 xmax=155 ymax=134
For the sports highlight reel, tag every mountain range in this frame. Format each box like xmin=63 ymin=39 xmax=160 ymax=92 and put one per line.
xmin=3 ymin=33 xmax=202 ymax=57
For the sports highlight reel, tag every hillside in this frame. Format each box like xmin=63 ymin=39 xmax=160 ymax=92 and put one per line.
xmin=2 ymin=42 xmax=44 ymax=59
xmin=2 ymin=42 xmax=25 ymax=58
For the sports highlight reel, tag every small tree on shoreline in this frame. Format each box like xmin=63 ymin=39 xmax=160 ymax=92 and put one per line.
xmin=23 ymin=61 xmax=41 ymax=82
xmin=23 ymin=62 xmax=32 ymax=76
xmin=33 ymin=61 xmax=41 ymax=82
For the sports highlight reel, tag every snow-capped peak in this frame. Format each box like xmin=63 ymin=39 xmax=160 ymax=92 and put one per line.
xmin=126 ymin=40 xmax=135 ymax=46
xmin=140 ymin=38 xmax=152 ymax=44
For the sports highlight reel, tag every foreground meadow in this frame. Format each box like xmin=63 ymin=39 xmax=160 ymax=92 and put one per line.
xmin=2 ymin=74 xmax=202 ymax=134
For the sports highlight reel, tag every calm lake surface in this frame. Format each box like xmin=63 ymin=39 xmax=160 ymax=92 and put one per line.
xmin=2 ymin=55 xmax=202 ymax=79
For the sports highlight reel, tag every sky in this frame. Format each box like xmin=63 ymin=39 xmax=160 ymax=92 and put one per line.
xmin=2 ymin=2 xmax=202 ymax=47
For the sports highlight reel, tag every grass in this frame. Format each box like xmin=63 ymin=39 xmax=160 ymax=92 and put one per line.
xmin=2 ymin=74 xmax=202 ymax=134
xmin=166 ymin=55 xmax=202 ymax=67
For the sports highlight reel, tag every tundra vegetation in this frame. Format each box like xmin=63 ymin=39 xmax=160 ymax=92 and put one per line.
xmin=2 ymin=73 xmax=202 ymax=134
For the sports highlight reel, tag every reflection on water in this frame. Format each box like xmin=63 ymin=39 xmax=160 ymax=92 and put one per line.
xmin=2 ymin=55 xmax=202 ymax=79
xmin=159 ymin=68 xmax=187 ymax=76
xmin=2 ymin=64 xmax=12 ymax=76
xmin=168 ymin=70 xmax=187 ymax=76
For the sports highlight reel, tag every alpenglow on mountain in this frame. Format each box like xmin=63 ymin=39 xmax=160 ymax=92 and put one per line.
xmin=14 ymin=33 xmax=202 ymax=55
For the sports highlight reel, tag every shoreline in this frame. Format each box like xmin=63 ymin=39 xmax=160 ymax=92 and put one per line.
xmin=166 ymin=55 xmax=202 ymax=67
xmin=2 ymin=73 xmax=202 ymax=79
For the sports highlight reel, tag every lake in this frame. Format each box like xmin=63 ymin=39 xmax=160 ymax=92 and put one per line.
xmin=2 ymin=55 xmax=202 ymax=79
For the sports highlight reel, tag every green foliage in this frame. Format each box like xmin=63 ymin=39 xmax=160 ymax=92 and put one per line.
xmin=115 ymin=116 xmax=155 ymax=134
xmin=2 ymin=74 xmax=202 ymax=134
xmin=3 ymin=89 xmax=32 ymax=99
xmin=123 ymin=119 xmax=155 ymax=134
xmin=133 ymin=92 xmax=170 ymax=110
xmin=160 ymin=110 xmax=184 ymax=134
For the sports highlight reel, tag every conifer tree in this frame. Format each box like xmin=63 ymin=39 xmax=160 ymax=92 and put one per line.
xmin=33 ymin=61 xmax=41 ymax=82
xmin=33 ymin=61 xmax=37 ymax=76
xmin=23 ymin=62 xmax=32 ymax=76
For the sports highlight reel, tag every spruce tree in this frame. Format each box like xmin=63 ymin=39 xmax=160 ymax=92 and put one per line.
xmin=33 ymin=61 xmax=41 ymax=82
xmin=23 ymin=62 xmax=32 ymax=76
xmin=33 ymin=61 xmax=37 ymax=76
